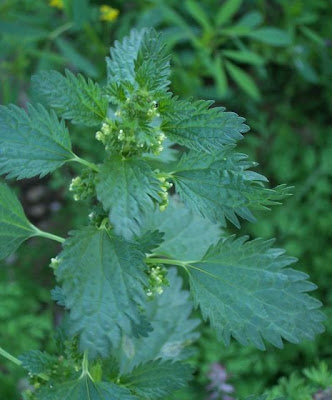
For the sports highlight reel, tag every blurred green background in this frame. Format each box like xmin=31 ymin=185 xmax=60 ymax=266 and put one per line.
xmin=0 ymin=0 xmax=331 ymax=399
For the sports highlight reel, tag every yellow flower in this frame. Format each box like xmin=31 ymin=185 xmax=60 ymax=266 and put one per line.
xmin=49 ymin=0 xmax=64 ymax=9
xmin=100 ymin=5 xmax=119 ymax=22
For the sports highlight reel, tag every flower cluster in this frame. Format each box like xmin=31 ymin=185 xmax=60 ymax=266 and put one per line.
xmin=157 ymin=177 xmax=173 ymax=212
xmin=145 ymin=264 xmax=169 ymax=299
xmin=98 ymin=86 xmax=167 ymax=157
xmin=69 ymin=169 xmax=96 ymax=201
xmin=206 ymin=363 xmax=235 ymax=400
xmin=100 ymin=5 xmax=119 ymax=22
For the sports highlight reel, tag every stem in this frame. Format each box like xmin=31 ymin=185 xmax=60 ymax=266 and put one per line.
xmin=49 ymin=22 xmax=73 ymax=40
xmin=34 ymin=228 xmax=65 ymax=244
xmin=0 ymin=347 xmax=22 ymax=366
xmin=0 ymin=347 xmax=50 ymax=381
xmin=71 ymin=154 xmax=100 ymax=173
xmin=145 ymin=257 xmax=189 ymax=268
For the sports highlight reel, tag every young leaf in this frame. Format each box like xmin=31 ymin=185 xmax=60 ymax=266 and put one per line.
xmin=36 ymin=375 xmax=138 ymax=400
xmin=225 ymin=60 xmax=261 ymax=100
xmin=113 ymin=269 xmax=200 ymax=373
xmin=0 ymin=104 xmax=73 ymax=179
xmin=96 ymin=156 xmax=161 ymax=240
xmin=0 ymin=183 xmax=37 ymax=259
xmin=121 ymin=360 xmax=192 ymax=399
xmin=106 ymin=28 xmax=170 ymax=92
xmin=187 ymin=236 xmax=325 ymax=350
xmin=161 ymin=99 xmax=249 ymax=153
xmin=55 ymin=226 xmax=151 ymax=358
xmin=141 ymin=197 xmax=221 ymax=261
xmin=170 ymin=149 xmax=288 ymax=228
xmin=247 ymin=27 xmax=291 ymax=46
xmin=32 ymin=70 xmax=108 ymax=126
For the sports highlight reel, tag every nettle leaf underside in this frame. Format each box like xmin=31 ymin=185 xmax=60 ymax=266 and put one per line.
xmin=187 ymin=236 xmax=325 ymax=349
xmin=0 ymin=103 xmax=73 ymax=179
xmin=55 ymin=226 xmax=150 ymax=358
xmin=0 ymin=183 xmax=37 ymax=259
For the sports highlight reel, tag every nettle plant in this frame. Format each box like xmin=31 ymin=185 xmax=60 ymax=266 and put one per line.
xmin=0 ymin=29 xmax=325 ymax=400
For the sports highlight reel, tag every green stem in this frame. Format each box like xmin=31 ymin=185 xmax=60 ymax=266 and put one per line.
xmin=34 ymin=228 xmax=65 ymax=244
xmin=49 ymin=22 xmax=74 ymax=40
xmin=0 ymin=347 xmax=22 ymax=366
xmin=71 ymin=154 xmax=100 ymax=173
xmin=0 ymin=347 xmax=50 ymax=381
xmin=145 ymin=257 xmax=189 ymax=268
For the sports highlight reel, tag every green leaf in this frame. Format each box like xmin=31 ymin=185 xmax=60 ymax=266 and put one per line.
xmin=0 ymin=104 xmax=73 ymax=179
xmin=171 ymin=149 xmax=288 ymax=228
xmin=161 ymin=99 xmax=249 ymax=153
xmin=113 ymin=269 xmax=200 ymax=373
xmin=187 ymin=236 xmax=325 ymax=350
xmin=55 ymin=226 xmax=151 ymax=358
xmin=223 ymin=49 xmax=264 ymax=65
xmin=216 ymin=0 xmax=243 ymax=26
xmin=238 ymin=11 xmax=263 ymax=28
xmin=32 ymin=70 xmax=108 ymax=126
xmin=0 ymin=183 xmax=37 ymax=259
xmin=141 ymin=197 xmax=221 ymax=261
xmin=122 ymin=360 xmax=192 ymax=399
xmin=106 ymin=28 xmax=170 ymax=92
xmin=185 ymin=0 xmax=211 ymax=32
xmin=36 ymin=375 xmax=138 ymax=400
xmin=19 ymin=350 xmax=57 ymax=375
xmin=225 ymin=60 xmax=261 ymax=100
xmin=247 ymin=27 xmax=291 ymax=46
xmin=96 ymin=156 xmax=161 ymax=240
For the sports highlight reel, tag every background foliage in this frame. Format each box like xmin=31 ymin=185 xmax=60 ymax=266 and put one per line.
xmin=0 ymin=0 xmax=331 ymax=399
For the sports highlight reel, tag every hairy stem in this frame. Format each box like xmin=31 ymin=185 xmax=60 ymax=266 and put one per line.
xmin=71 ymin=154 xmax=100 ymax=172
xmin=34 ymin=228 xmax=65 ymax=244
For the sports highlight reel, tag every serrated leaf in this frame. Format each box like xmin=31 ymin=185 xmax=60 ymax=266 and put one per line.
xmin=96 ymin=156 xmax=161 ymax=240
xmin=114 ymin=269 xmax=200 ymax=373
xmin=161 ymin=99 xmax=249 ymax=153
xmin=122 ymin=360 xmax=192 ymax=399
xmin=141 ymin=197 xmax=221 ymax=261
xmin=0 ymin=104 xmax=73 ymax=179
xmin=247 ymin=27 xmax=291 ymax=46
xmin=171 ymin=149 xmax=288 ymax=228
xmin=55 ymin=226 xmax=151 ymax=358
xmin=32 ymin=70 xmax=108 ymax=126
xmin=19 ymin=350 xmax=57 ymax=375
xmin=0 ymin=183 xmax=37 ymax=259
xmin=106 ymin=28 xmax=170 ymax=92
xmin=36 ymin=375 xmax=138 ymax=400
xmin=187 ymin=236 xmax=325 ymax=350
xmin=225 ymin=60 xmax=261 ymax=100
